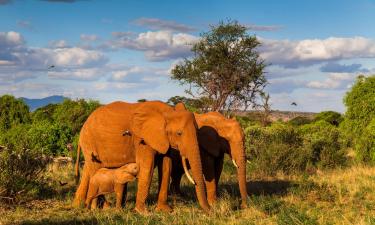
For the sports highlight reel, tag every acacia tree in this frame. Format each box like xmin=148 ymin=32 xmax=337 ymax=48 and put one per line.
xmin=171 ymin=20 xmax=267 ymax=112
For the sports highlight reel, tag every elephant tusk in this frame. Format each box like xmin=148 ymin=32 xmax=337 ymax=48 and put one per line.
xmin=182 ymin=157 xmax=195 ymax=185
xmin=232 ymin=159 xmax=239 ymax=168
xmin=247 ymin=160 xmax=251 ymax=164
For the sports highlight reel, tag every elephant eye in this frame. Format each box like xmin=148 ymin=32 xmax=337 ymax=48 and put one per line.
xmin=176 ymin=131 xmax=182 ymax=136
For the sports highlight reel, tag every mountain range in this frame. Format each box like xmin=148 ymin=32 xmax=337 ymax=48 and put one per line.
xmin=20 ymin=95 xmax=66 ymax=111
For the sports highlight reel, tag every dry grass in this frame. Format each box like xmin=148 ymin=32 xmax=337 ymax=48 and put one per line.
xmin=1 ymin=163 xmax=375 ymax=225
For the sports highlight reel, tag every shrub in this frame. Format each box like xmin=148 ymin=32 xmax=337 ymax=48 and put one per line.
xmin=0 ymin=95 xmax=30 ymax=132
xmin=299 ymin=121 xmax=347 ymax=168
xmin=245 ymin=121 xmax=347 ymax=175
xmin=288 ymin=116 xmax=313 ymax=126
xmin=245 ymin=123 xmax=309 ymax=175
xmin=355 ymin=118 xmax=375 ymax=162
xmin=0 ymin=121 xmax=73 ymax=156
xmin=0 ymin=145 xmax=49 ymax=203
xmin=313 ymin=111 xmax=343 ymax=126
xmin=341 ymin=75 xmax=375 ymax=162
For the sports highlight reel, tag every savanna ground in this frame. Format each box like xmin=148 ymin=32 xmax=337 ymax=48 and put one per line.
xmin=1 ymin=156 xmax=374 ymax=225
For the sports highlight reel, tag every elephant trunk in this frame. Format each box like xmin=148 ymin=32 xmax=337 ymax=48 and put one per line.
xmin=185 ymin=142 xmax=211 ymax=213
xmin=232 ymin=142 xmax=248 ymax=209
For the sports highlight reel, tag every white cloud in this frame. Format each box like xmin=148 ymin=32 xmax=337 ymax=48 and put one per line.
xmin=306 ymin=73 xmax=354 ymax=89
xmin=48 ymin=40 xmax=70 ymax=48
xmin=104 ymin=30 xmax=198 ymax=61
xmin=260 ymin=37 xmax=375 ymax=68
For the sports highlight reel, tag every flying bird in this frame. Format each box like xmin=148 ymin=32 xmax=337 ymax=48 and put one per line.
xmin=291 ymin=102 xmax=297 ymax=106
xmin=48 ymin=65 xmax=55 ymax=69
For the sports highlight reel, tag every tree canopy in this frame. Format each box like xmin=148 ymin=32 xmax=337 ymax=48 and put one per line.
xmin=0 ymin=95 xmax=30 ymax=132
xmin=342 ymin=75 xmax=375 ymax=162
xmin=171 ymin=20 xmax=267 ymax=112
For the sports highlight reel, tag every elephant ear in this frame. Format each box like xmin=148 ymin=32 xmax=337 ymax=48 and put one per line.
xmin=115 ymin=171 xmax=136 ymax=184
xmin=132 ymin=104 xmax=169 ymax=154
xmin=198 ymin=126 xmax=221 ymax=158
xmin=175 ymin=102 xmax=187 ymax=111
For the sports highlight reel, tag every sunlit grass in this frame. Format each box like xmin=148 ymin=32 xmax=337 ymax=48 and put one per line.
xmin=1 ymin=163 xmax=375 ymax=225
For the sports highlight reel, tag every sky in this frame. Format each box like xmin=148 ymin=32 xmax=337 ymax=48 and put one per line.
xmin=1 ymin=0 xmax=374 ymax=112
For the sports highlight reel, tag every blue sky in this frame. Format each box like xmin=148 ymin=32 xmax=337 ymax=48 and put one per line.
xmin=1 ymin=0 xmax=374 ymax=112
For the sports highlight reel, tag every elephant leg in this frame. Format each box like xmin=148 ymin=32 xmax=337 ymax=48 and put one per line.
xmin=214 ymin=155 xmax=224 ymax=189
xmin=85 ymin=182 xmax=97 ymax=209
xmin=121 ymin=183 xmax=128 ymax=207
xmin=91 ymin=197 xmax=98 ymax=209
xmin=156 ymin=155 xmax=172 ymax=212
xmin=202 ymin=154 xmax=217 ymax=206
xmin=73 ymin=163 xmax=91 ymax=207
xmin=114 ymin=183 xmax=125 ymax=209
xmin=170 ymin=171 xmax=183 ymax=196
xmin=135 ymin=144 xmax=156 ymax=214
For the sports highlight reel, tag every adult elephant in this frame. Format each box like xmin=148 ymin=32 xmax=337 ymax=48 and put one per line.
xmin=73 ymin=101 xmax=210 ymax=213
xmin=170 ymin=112 xmax=248 ymax=209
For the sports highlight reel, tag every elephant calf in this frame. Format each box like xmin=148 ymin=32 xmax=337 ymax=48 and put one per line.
xmin=86 ymin=163 xmax=138 ymax=209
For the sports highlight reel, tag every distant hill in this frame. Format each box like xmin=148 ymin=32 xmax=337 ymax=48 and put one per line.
xmin=20 ymin=95 xmax=66 ymax=111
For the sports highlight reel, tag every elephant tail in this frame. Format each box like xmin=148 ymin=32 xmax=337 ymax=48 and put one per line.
xmin=75 ymin=144 xmax=81 ymax=184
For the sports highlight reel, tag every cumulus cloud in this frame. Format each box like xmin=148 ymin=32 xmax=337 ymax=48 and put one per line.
xmin=48 ymin=40 xmax=70 ymax=48
xmin=260 ymin=36 xmax=375 ymax=68
xmin=319 ymin=62 xmax=369 ymax=73
xmin=132 ymin=17 xmax=196 ymax=33
xmin=1 ymin=31 xmax=108 ymax=82
xmin=104 ymin=30 xmax=198 ymax=61
xmin=306 ymin=73 xmax=355 ymax=89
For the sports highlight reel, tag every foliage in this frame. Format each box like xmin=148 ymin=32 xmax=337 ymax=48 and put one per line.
xmin=288 ymin=116 xmax=313 ymax=126
xmin=52 ymin=99 xmax=101 ymax=135
xmin=299 ymin=121 xmax=347 ymax=168
xmin=0 ymin=95 xmax=30 ymax=132
xmin=245 ymin=123 xmax=309 ymax=175
xmin=342 ymin=75 xmax=375 ymax=162
xmin=171 ymin=20 xmax=267 ymax=112
xmin=246 ymin=121 xmax=347 ymax=175
xmin=0 ymin=145 xmax=49 ymax=203
xmin=166 ymin=95 xmax=211 ymax=112
xmin=313 ymin=111 xmax=343 ymax=126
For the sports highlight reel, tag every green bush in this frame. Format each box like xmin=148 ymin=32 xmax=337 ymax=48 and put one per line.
xmin=355 ymin=118 xmax=375 ymax=162
xmin=0 ymin=95 xmax=30 ymax=131
xmin=288 ymin=116 xmax=313 ymax=126
xmin=245 ymin=121 xmax=346 ymax=175
xmin=299 ymin=121 xmax=347 ymax=168
xmin=0 ymin=145 xmax=49 ymax=203
xmin=245 ymin=123 xmax=309 ymax=175
xmin=313 ymin=111 xmax=343 ymax=126
xmin=341 ymin=75 xmax=375 ymax=162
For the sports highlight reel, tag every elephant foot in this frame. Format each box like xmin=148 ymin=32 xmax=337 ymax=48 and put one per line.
xmin=72 ymin=198 xmax=85 ymax=208
xmin=208 ymin=198 xmax=217 ymax=207
xmin=134 ymin=205 xmax=150 ymax=215
xmin=156 ymin=204 xmax=173 ymax=213
xmin=240 ymin=202 xmax=248 ymax=209
xmin=103 ymin=201 xmax=111 ymax=209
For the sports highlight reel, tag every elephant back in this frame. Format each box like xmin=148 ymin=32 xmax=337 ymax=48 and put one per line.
xmin=80 ymin=101 xmax=136 ymax=168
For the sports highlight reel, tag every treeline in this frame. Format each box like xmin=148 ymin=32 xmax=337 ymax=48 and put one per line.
xmin=0 ymin=96 xmax=100 ymax=202
xmin=0 ymin=75 xmax=374 ymax=203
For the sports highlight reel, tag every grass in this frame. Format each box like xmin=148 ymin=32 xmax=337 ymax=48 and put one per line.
xmin=1 ymin=161 xmax=375 ymax=225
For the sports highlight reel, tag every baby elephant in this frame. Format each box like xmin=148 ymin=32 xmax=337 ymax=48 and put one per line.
xmin=86 ymin=163 xmax=138 ymax=209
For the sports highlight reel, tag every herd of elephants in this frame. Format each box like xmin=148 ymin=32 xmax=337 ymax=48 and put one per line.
xmin=73 ymin=100 xmax=247 ymax=214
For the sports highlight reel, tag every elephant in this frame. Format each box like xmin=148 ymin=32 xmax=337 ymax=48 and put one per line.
xmin=73 ymin=101 xmax=210 ymax=213
xmin=86 ymin=163 xmax=138 ymax=209
xmin=169 ymin=112 xmax=248 ymax=209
